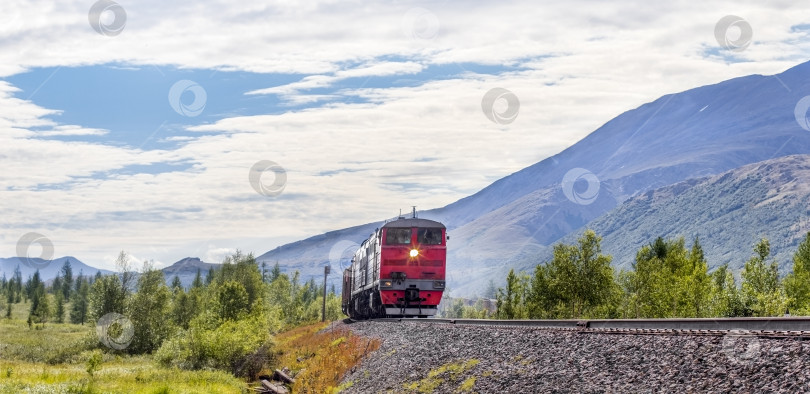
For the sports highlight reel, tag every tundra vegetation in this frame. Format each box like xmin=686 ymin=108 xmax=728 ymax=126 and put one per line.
xmin=485 ymin=231 xmax=810 ymax=320
xmin=0 ymin=251 xmax=345 ymax=393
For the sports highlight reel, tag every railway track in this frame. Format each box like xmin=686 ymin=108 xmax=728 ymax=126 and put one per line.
xmin=361 ymin=316 xmax=810 ymax=338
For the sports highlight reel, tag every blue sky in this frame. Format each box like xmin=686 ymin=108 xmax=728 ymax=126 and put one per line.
xmin=2 ymin=0 xmax=810 ymax=271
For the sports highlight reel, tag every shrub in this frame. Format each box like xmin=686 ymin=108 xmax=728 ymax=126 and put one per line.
xmin=155 ymin=313 xmax=274 ymax=378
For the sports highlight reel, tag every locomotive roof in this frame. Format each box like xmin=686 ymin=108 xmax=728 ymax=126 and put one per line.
xmin=381 ymin=218 xmax=445 ymax=229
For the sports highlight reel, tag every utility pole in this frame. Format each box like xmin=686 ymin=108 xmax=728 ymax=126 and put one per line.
xmin=322 ymin=265 xmax=330 ymax=322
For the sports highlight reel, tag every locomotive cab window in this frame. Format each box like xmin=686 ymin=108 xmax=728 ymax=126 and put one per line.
xmin=385 ymin=228 xmax=412 ymax=245
xmin=417 ymin=228 xmax=443 ymax=245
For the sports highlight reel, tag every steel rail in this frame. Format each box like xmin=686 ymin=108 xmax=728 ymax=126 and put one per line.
xmin=359 ymin=317 xmax=810 ymax=337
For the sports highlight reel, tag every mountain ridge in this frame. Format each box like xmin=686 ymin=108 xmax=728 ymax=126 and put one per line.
xmin=257 ymin=60 xmax=810 ymax=296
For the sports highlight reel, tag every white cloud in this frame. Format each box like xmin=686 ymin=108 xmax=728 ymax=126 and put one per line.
xmin=1 ymin=0 xmax=810 ymax=270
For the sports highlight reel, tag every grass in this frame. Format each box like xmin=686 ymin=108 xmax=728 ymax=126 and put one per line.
xmin=0 ymin=303 xmax=94 ymax=364
xmin=0 ymin=302 xmax=247 ymax=393
xmin=402 ymin=359 xmax=480 ymax=394
xmin=0 ymin=356 xmax=248 ymax=393
xmin=273 ymin=322 xmax=380 ymax=393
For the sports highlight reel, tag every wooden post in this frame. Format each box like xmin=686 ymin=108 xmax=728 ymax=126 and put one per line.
xmin=322 ymin=265 xmax=330 ymax=322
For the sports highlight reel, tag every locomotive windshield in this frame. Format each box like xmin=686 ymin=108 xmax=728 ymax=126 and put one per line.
xmin=418 ymin=228 xmax=442 ymax=245
xmin=385 ymin=228 xmax=412 ymax=244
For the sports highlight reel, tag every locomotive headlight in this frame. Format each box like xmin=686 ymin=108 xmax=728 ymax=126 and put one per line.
xmin=381 ymin=280 xmax=393 ymax=288
xmin=409 ymin=249 xmax=419 ymax=257
xmin=433 ymin=280 xmax=445 ymax=289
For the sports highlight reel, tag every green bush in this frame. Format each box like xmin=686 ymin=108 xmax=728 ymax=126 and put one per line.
xmin=154 ymin=313 xmax=274 ymax=378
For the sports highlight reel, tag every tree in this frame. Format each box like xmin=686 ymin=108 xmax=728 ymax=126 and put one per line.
xmin=205 ymin=268 xmax=215 ymax=285
xmin=270 ymin=262 xmax=281 ymax=282
xmin=483 ymin=279 xmax=497 ymax=299
xmin=5 ymin=289 xmax=13 ymax=318
xmin=54 ymin=291 xmax=66 ymax=323
xmin=127 ymin=265 xmax=173 ymax=353
xmin=708 ymin=264 xmax=745 ymax=317
xmin=52 ymin=275 xmax=63 ymax=296
xmin=191 ymin=268 xmax=203 ymax=289
xmin=784 ymin=232 xmax=810 ymax=314
xmin=26 ymin=270 xmax=42 ymax=301
xmin=116 ymin=251 xmax=135 ymax=295
xmin=741 ymin=238 xmax=788 ymax=316
xmin=217 ymin=280 xmax=249 ymax=321
xmin=171 ymin=290 xmax=193 ymax=329
xmin=216 ymin=251 xmax=265 ymax=310
xmin=621 ymin=236 xmax=710 ymax=318
xmin=29 ymin=283 xmax=49 ymax=326
xmin=13 ymin=265 xmax=22 ymax=303
xmin=70 ymin=275 xmax=90 ymax=325
xmin=171 ymin=275 xmax=183 ymax=292
xmin=546 ymin=230 xmax=615 ymax=318
xmin=682 ymin=237 xmax=712 ymax=317
xmin=88 ymin=274 xmax=126 ymax=322
xmin=61 ymin=259 xmax=74 ymax=299
xmin=527 ymin=264 xmax=554 ymax=318
xmin=495 ymin=269 xmax=529 ymax=319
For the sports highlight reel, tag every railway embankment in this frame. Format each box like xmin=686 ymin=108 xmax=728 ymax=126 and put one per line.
xmin=336 ymin=320 xmax=810 ymax=393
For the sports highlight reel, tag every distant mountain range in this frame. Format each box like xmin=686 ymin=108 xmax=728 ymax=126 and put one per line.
xmin=0 ymin=257 xmax=113 ymax=281
xmin=160 ymin=257 xmax=218 ymax=287
xmin=256 ymin=60 xmax=810 ymax=296
xmin=0 ymin=256 xmax=218 ymax=289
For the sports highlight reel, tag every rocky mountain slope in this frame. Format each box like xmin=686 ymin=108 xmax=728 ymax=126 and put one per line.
xmin=544 ymin=154 xmax=810 ymax=274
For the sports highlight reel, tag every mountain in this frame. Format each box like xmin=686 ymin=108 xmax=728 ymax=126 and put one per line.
xmin=543 ymin=154 xmax=810 ymax=274
xmin=160 ymin=257 xmax=218 ymax=288
xmin=0 ymin=256 xmax=113 ymax=281
xmin=257 ymin=222 xmax=382 ymax=289
xmin=258 ymin=60 xmax=810 ymax=296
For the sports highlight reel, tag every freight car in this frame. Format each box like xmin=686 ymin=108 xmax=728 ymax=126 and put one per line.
xmin=342 ymin=213 xmax=446 ymax=319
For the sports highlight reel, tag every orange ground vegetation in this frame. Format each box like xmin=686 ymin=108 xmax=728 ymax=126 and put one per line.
xmin=273 ymin=322 xmax=380 ymax=393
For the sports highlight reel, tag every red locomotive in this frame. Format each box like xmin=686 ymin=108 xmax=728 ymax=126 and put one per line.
xmin=342 ymin=213 xmax=446 ymax=319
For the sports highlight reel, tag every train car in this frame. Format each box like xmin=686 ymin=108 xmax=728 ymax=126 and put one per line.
xmin=342 ymin=214 xmax=447 ymax=319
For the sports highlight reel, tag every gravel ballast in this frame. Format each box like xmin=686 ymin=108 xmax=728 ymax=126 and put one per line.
xmin=335 ymin=321 xmax=810 ymax=393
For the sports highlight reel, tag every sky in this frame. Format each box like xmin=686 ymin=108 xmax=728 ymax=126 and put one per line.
xmin=2 ymin=0 xmax=810 ymax=271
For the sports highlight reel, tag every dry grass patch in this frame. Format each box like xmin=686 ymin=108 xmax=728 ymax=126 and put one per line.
xmin=273 ymin=322 xmax=380 ymax=393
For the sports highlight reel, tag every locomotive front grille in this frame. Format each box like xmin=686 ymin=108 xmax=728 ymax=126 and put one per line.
xmin=405 ymin=288 xmax=420 ymax=302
